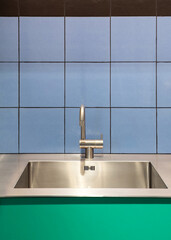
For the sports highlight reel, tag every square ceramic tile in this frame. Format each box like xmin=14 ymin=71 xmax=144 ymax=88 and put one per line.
xmin=20 ymin=108 xmax=64 ymax=153
xmin=157 ymin=63 xmax=171 ymax=107
xmin=0 ymin=109 xmax=18 ymax=153
xmin=66 ymin=63 xmax=110 ymax=107
xmin=20 ymin=17 xmax=64 ymax=61
xmin=0 ymin=63 xmax=18 ymax=107
xmin=158 ymin=109 xmax=171 ymax=153
xmin=66 ymin=17 xmax=110 ymax=61
xmin=86 ymin=108 xmax=110 ymax=153
xmin=111 ymin=17 xmax=156 ymax=61
xmin=65 ymin=108 xmax=110 ymax=153
xmin=0 ymin=17 xmax=18 ymax=61
xmin=20 ymin=63 xmax=64 ymax=107
xmin=111 ymin=109 xmax=156 ymax=153
xmin=111 ymin=63 xmax=156 ymax=107
xmin=65 ymin=108 xmax=80 ymax=153
xmin=158 ymin=17 xmax=171 ymax=61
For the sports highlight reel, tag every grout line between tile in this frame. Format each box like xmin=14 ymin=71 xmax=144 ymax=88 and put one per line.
xmin=110 ymin=0 xmax=112 ymax=154
xmin=156 ymin=9 xmax=158 ymax=153
xmin=0 ymin=61 xmax=160 ymax=63
xmin=0 ymin=107 xmax=166 ymax=109
xmin=18 ymin=16 xmax=20 ymax=153
xmin=64 ymin=6 xmax=66 ymax=153
xmin=3 ymin=61 xmax=171 ymax=64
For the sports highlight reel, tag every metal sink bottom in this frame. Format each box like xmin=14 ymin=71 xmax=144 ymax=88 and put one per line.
xmin=15 ymin=161 xmax=167 ymax=189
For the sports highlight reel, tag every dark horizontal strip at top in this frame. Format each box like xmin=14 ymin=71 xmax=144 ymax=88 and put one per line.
xmin=111 ymin=0 xmax=156 ymax=16
xmin=65 ymin=0 xmax=110 ymax=17
xmin=157 ymin=0 xmax=171 ymax=16
xmin=1 ymin=0 xmax=171 ymax=17
xmin=0 ymin=0 xmax=19 ymax=16
xmin=20 ymin=0 xmax=64 ymax=16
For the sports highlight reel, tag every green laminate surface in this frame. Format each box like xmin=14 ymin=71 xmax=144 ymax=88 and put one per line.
xmin=0 ymin=198 xmax=171 ymax=240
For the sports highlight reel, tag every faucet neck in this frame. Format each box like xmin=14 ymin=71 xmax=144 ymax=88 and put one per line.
xmin=79 ymin=104 xmax=86 ymax=140
xmin=79 ymin=104 xmax=103 ymax=159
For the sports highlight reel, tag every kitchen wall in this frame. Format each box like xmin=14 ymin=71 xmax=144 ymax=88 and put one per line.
xmin=0 ymin=0 xmax=171 ymax=154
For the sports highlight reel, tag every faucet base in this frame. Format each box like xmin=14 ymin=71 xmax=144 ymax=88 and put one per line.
xmin=85 ymin=147 xmax=94 ymax=159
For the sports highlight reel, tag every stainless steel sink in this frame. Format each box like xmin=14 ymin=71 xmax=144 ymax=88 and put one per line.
xmin=15 ymin=161 xmax=167 ymax=189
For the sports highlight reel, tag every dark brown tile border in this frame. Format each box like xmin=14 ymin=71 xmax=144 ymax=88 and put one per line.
xmin=157 ymin=0 xmax=171 ymax=16
xmin=65 ymin=0 xmax=110 ymax=17
xmin=1 ymin=0 xmax=171 ymax=17
xmin=111 ymin=0 xmax=156 ymax=16
xmin=20 ymin=0 xmax=64 ymax=16
xmin=0 ymin=0 xmax=19 ymax=16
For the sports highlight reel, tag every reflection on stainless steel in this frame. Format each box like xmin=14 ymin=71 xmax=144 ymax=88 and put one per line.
xmin=79 ymin=104 xmax=103 ymax=159
xmin=15 ymin=161 xmax=167 ymax=189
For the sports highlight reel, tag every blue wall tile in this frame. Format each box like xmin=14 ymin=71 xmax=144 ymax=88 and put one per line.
xmin=1 ymin=15 xmax=170 ymax=154
xmin=0 ymin=63 xmax=18 ymax=107
xmin=111 ymin=63 xmax=156 ymax=107
xmin=20 ymin=108 xmax=64 ymax=153
xmin=157 ymin=17 xmax=171 ymax=61
xmin=111 ymin=17 xmax=156 ymax=61
xmin=20 ymin=17 xmax=64 ymax=61
xmin=0 ymin=109 xmax=18 ymax=153
xmin=65 ymin=108 xmax=110 ymax=153
xmin=20 ymin=63 xmax=64 ymax=107
xmin=66 ymin=17 xmax=110 ymax=61
xmin=158 ymin=109 xmax=171 ymax=153
xmin=86 ymin=108 xmax=110 ymax=153
xmin=66 ymin=63 xmax=110 ymax=107
xmin=0 ymin=17 xmax=18 ymax=61
xmin=65 ymin=108 xmax=80 ymax=153
xmin=157 ymin=63 xmax=171 ymax=107
xmin=111 ymin=109 xmax=156 ymax=153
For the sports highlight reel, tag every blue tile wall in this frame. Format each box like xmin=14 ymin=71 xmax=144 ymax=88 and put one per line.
xmin=157 ymin=63 xmax=171 ymax=107
xmin=86 ymin=108 xmax=110 ymax=153
xmin=158 ymin=109 xmax=171 ymax=153
xmin=20 ymin=17 xmax=64 ymax=61
xmin=111 ymin=109 xmax=156 ymax=153
xmin=65 ymin=108 xmax=80 ymax=153
xmin=0 ymin=109 xmax=18 ymax=153
xmin=0 ymin=63 xmax=18 ymax=107
xmin=0 ymin=15 xmax=171 ymax=153
xmin=111 ymin=17 xmax=156 ymax=61
xmin=20 ymin=108 xmax=64 ymax=153
xmin=66 ymin=17 xmax=110 ymax=61
xmin=66 ymin=63 xmax=110 ymax=107
xmin=20 ymin=63 xmax=64 ymax=107
xmin=157 ymin=17 xmax=171 ymax=61
xmin=111 ymin=63 xmax=156 ymax=107
xmin=0 ymin=17 xmax=18 ymax=61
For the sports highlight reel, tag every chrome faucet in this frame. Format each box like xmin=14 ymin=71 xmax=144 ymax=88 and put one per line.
xmin=80 ymin=104 xmax=85 ymax=140
xmin=79 ymin=104 xmax=103 ymax=159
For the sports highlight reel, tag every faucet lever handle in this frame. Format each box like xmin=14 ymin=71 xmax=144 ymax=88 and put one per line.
xmin=100 ymin=134 xmax=103 ymax=140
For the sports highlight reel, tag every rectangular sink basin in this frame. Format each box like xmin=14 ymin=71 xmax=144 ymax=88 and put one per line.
xmin=15 ymin=161 xmax=167 ymax=189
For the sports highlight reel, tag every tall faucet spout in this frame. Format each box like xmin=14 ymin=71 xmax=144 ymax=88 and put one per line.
xmin=79 ymin=104 xmax=103 ymax=159
xmin=79 ymin=104 xmax=85 ymax=140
